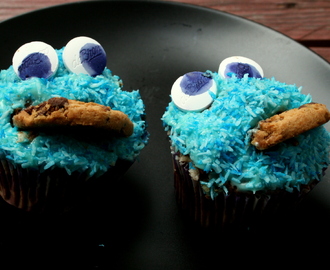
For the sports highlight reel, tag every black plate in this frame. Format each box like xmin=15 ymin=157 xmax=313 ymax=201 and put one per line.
xmin=0 ymin=0 xmax=329 ymax=268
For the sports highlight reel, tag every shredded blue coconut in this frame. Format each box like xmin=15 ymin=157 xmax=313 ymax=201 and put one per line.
xmin=162 ymin=72 xmax=330 ymax=197
xmin=0 ymin=48 xmax=148 ymax=178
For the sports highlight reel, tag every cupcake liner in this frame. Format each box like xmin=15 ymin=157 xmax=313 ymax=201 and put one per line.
xmin=0 ymin=158 xmax=133 ymax=213
xmin=173 ymin=152 xmax=317 ymax=230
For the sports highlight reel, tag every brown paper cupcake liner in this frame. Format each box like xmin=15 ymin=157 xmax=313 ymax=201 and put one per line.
xmin=172 ymin=152 xmax=317 ymax=230
xmin=0 ymin=158 xmax=133 ymax=213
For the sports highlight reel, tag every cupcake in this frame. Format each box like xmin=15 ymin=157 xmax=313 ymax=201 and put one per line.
xmin=0 ymin=37 xmax=148 ymax=212
xmin=162 ymin=56 xmax=330 ymax=230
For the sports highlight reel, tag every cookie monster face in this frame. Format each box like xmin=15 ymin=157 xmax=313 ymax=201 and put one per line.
xmin=9 ymin=37 xmax=134 ymax=139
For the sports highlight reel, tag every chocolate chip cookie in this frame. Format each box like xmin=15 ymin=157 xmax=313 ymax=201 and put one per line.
xmin=251 ymin=103 xmax=330 ymax=150
xmin=13 ymin=97 xmax=134 ymax=137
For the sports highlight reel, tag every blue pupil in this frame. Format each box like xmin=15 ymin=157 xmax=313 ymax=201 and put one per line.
xmin=225 ymin=62 xmax=262 ymax=78
xmin=79 ymin=43 xmax=106 ymax=76
xmin=18 ymin=52 xmax=52 ymax=80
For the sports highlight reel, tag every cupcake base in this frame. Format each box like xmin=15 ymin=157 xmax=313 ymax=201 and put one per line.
xmin=172 ymin=152 xmax=317 ymax=230
xmin=0 ymin=158 xmax=133 ymax=213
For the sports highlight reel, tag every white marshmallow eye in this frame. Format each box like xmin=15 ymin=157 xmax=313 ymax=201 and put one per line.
xmin=171 ymin=71 xmax=217 ymax=112
xmin=12 ymin=41 xmax=59 ymax=80
xmin=219 ymin=56 xmax=264 ymax=79
xmin=63 ymin=36 xmax=107 ymax=76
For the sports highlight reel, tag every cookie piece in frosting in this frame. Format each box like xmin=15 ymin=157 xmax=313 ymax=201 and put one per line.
xmin=12 ymin=97 xmax=134 ymax=137
xmin=251 ymin=102 xmax=330 ymax=150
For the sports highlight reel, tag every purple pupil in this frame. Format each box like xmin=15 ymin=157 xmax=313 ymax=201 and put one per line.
xmin=18 ymin=52 xmax=52 ymax=80
xmin=79 ymin=43 xmax=106 ymax=76
xmin=225 ymin=62 xmax=261 ymax=78
xmin=180 ymin=72 xmax=213 ymax=96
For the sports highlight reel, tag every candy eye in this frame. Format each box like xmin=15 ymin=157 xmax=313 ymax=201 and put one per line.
xmin=171 ymin=71 xmax=217 ymax=112
xmin=63 ymin=36 xmax=107 ymax=76
xmin=219 ymin=56 xmax=264 ymax=79
xmin=12 ymin=41 xmax=59 ymax=80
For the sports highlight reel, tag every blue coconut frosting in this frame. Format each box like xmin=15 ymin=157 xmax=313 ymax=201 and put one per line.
xmin=0 ymin=48 xmax=148 ymax=178
xmin=162 ymin=72 xmax=330 ymax=198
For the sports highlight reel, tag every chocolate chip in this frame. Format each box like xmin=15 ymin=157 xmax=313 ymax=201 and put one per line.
xmin=25 ymin=106 xmax=34 ymax=115
xmin=34 ymin=97 xmax=69 ymax=116
xmin=47 ymin=97 xmax=68 ymax=108
xmin=35 ymin=102 xmax=47 ymax=116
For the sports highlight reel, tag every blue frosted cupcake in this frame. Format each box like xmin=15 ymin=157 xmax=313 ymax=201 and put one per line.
xmin=0 ymin=37 xmax=148 ymax=212
xmin=162 ymin=56 xmax=330 ymax=229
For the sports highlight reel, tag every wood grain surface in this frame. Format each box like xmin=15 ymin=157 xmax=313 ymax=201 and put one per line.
xmin=1 ymin=0 xmax=330 ymax=62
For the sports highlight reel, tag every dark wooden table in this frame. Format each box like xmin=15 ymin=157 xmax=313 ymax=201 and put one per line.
xmin=1 ymin=0 xmax=330 ymax=62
